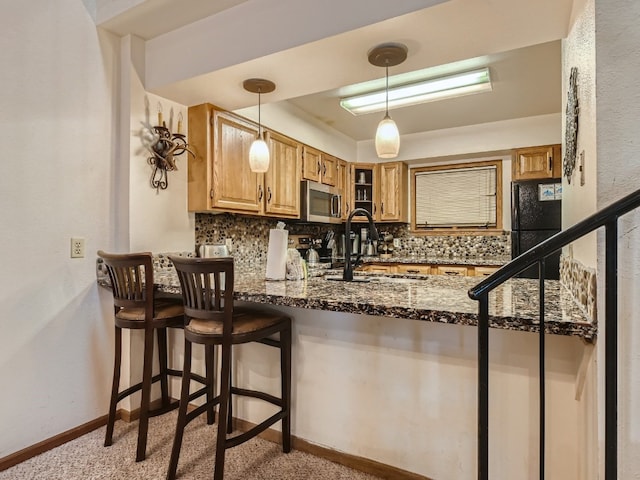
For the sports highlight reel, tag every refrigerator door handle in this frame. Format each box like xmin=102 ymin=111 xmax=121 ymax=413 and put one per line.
xmin=511 ymin=231 xmax=520 ymax=258
xmin=512 ymin=183 xmax=520 ymax=231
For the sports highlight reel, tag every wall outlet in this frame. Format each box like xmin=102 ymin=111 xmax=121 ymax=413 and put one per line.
xmin=71 ymin=237 xmax=85 ymax=258
xmin=393 ymin=238 xmax=402 ymax=248
xmin=225 ymin=238 xmax=233 ymax=253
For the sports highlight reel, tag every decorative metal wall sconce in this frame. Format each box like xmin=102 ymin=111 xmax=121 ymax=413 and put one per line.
xmin=141 ymin=105 xmax=194 ymax=191
xmin=563 ymin=67 xmax=579 ymax=183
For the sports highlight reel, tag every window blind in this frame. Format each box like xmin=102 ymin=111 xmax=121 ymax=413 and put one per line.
xmin=415 ymin=166 xmax=497 ymax=228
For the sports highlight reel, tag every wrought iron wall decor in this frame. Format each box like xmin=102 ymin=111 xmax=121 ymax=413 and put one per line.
xmin=140 ymin=107 xmax=194 ymax=191
xmin=563 ymin=67 xmax=579 ymax=183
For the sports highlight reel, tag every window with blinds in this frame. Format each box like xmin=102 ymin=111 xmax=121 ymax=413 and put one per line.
xmin=412 ymin=161 xmax=502 ymax=230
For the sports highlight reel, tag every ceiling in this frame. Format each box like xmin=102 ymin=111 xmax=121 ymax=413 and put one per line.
xmin=97 ymin=0 xmax=574 ymax=143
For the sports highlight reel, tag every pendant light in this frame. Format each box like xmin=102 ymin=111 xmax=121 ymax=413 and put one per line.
xmin=368 ymin=43 xmax=407 ymax=159
xmin=243 ymin=78 xmax=276 ymax=173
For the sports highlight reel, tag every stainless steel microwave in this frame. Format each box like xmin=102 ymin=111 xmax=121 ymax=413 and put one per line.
xmin=300 ymin=181 xmax=342 ymax=224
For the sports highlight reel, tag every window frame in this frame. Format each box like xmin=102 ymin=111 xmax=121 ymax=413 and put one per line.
xmin=410 ymin=159 xmax=503 ymax=235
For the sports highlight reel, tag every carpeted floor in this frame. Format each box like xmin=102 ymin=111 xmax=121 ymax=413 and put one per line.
xmin=0 ymin=411 xmax=384 ymax=479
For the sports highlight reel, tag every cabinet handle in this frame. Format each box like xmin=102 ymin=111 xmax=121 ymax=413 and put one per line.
xmin=267 ymin=186 xmax=272 ymax=203
xmin=323 ymin=162 xmax=327 ymax=176
xmin=548 ymin=155 xmax=553 ymax=171
xmin=317 ymin=161 xmax=321 ymax=175
xmin=407 ymin=269 xmax=420 ymax=274
xmin=443 ymin=270 xmax=460 ymax=276
xmin=258 ymin=185 xmax=263 ymax=202
xmin=381 ymin=202 xmax=384 ymax=215
xmin=373 ymin=203 xmax=377 ymax=215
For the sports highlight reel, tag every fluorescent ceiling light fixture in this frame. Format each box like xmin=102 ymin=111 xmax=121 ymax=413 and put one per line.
xmin=340 ymin=68 xmax=492 ymax=115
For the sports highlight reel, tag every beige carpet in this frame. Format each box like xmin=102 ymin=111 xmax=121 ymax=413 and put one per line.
xmin=0 ymin=411 xmax=384 ymax=479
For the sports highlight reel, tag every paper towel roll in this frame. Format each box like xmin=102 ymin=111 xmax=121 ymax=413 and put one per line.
xmin=265 ymin=229 xmax=288 ymax=280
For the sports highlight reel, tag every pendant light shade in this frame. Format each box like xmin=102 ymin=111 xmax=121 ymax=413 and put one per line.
xmin=243 ymin=78 xmax=276 ymax=173
xmin=368 ymin=43 xmax=407 ymax=159
xmin=249 ymin=134 xmax=270 ymax=172
xmin=375 ymin=114 xmax=400 ymax=158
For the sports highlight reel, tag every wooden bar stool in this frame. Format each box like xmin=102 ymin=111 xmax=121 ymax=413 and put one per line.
xmin=167 ymin=256 xmax=291 ymax=480
xmin=98 ymin=251 xmax=213 ymax=462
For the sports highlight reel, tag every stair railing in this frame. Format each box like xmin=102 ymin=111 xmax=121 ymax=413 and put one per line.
xmin=468 ymin=187 xmax=640 ymax=480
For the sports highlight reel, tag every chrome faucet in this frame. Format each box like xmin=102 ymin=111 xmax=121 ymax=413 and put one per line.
xmin=343 ymin=208 xmax=379 ymax=281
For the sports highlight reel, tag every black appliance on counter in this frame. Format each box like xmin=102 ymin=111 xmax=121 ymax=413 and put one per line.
xmin=511 ymin=179 xmax=562 ymax=279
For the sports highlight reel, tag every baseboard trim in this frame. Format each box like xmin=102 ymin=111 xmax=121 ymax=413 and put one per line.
xmin=0 ymin=414 xmax=111 ymax=472
xmin=233 ymin=418 xmax=432 ymax=480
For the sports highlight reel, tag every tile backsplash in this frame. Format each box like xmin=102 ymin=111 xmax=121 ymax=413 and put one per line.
xmin=379 ymin=224 xmax=510 ymax=258
xmin=195 ymin=214 xmax=511 ymax=267
xmin=195 ymin=214 xmax=328 ymax=268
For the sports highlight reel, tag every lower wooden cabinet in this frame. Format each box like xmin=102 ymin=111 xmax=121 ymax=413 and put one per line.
xmin=396 ymin=264 xmax=431 ymax=274
xmin=358 ymin=264 xmax=396 ymax=274
xmin=474 ymin=266 xmax=500 ymax=277
xmin=356 ymin=262 xmax=501 ymax=277
xmin=434 ymin=265 xmax=470 ymax=276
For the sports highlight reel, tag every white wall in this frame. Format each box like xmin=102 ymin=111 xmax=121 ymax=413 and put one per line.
xmin=0 ymin=0 xmax=118 ymax=457
xmin=593 ymin=0 xmax=640 ymax=477
xmin=357 ymin=113 xmax=562 ymax=163
xmin=233 ymin=303 xmax=585 ymax=479
xmin=560 ymin=3 xmax=599 ymax=478
xmin=125 ymin=36 xmax=195 ymax=253
xmin=561 ymin=0 xmax=597 ymax=268
xmin=234 ymin=102 xmax=357 ymax=161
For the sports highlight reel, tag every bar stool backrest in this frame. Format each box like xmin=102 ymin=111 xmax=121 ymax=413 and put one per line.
xmin=99 ymin=251 xmax=155 ymax=314
xmin=170 ymin=257 xmax=235 ymax=332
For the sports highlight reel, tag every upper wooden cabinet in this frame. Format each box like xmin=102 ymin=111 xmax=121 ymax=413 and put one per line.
xmin=335 ymin=159 xmax=350 ymax=220
xmin=188 ymin=104 xmax=262 ymax=213
xmin=378 ymin=162 xmax=408 ymax=222
xmin=187 ymin=104 xmax=300 ymax=218
xmin=265 ymin=131 xmax=301 ymax=218
xmin=302 ymin=146 xmax=336 ymax=186
xmin=512 ymin=144 xmax=562 ymax=180
xmin=350 ymin=162 xmax=408 ymax=223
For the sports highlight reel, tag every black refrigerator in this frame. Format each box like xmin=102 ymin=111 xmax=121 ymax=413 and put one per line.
xmin=511 ymin=179 xmax=562 ymax=279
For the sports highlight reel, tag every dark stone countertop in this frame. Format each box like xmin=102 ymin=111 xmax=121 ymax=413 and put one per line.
xmin=128 ymin=263 xmax=594 ymax=341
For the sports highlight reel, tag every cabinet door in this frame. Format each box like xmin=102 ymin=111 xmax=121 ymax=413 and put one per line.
xmin=474 ymin=266 xmax=500 ymax=277
xmin=265 ymin=131 xmax=301 ymax=218
xmin=336 ymin=159 xmax=350 ymax=219
xmin=396 ymin=264 xmax=431 ymax=274
xmin=302 ymin=146 xmax=322 ymax=182
xmin=513 ymin=145 xmax=558 ymax=180
xmin=379 ymin=162 xmax=408 ymax=222
xmin=359 ymin=264 xmax=396 ymax=273
xmin=187 ymin=104 xmax=214 ymax=211
xmin=212 ymin=110 xmax=263 ymax=213
xmin=434 ymin=265 xmax=470 ymax=276
xmin=321 ymin=154 xmax=337 ymax=186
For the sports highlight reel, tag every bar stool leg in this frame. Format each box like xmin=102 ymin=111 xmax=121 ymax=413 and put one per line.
xmin=167 ymin=339 xmax=193 ymax=480
xmin=104 ymin=325 xmax=122 ymax=447
xmin=281 ymin=326 xmax=292 ymax=453
xmin=214 ymin=343 xmax=232 ymax=480
xmin=136 ymin=327 xmax=155 ymax=462
xmin=227 ymin=358 xmax=233 ymax=434
xmin=157 ymin=327 xmax=170 ymax=406
xmin=205 ymin=344 xmax=215 ymax=425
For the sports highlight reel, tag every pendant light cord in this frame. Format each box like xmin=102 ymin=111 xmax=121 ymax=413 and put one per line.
xmin=258 ymin=89 xmax=262 ymax=138
xmin=385 ymin=64 xmax=389 ymax=117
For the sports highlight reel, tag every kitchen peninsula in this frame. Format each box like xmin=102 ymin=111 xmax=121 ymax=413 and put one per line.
xmin=97 ymin=255 xmax=593 ymax=479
